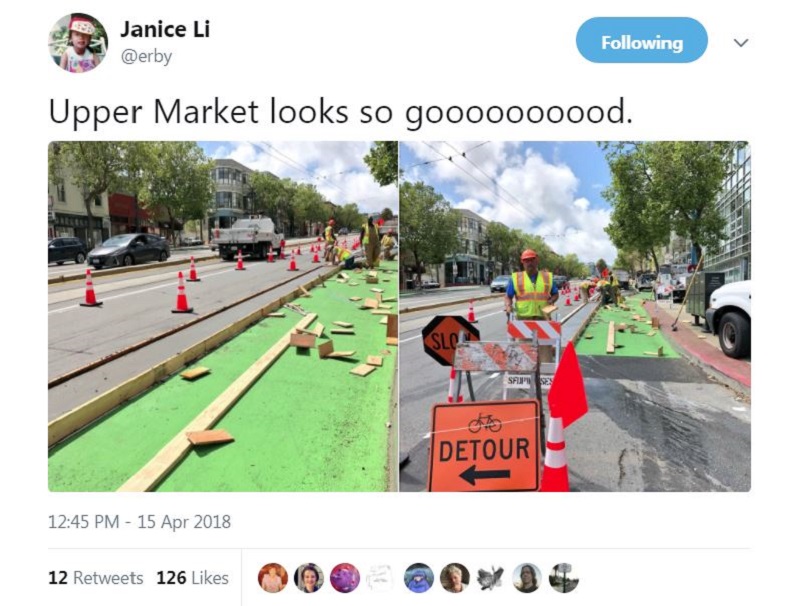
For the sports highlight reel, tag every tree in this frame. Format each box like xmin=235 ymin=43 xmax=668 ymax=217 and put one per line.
xmin=380 ymin=207 xmax=394 ymax=221
xmin=249 ymin=173 xmax=296 ymax=235
xmin=333 ymin=203 xmax=363 ymax=233
xmin=363 ymin=141 xmax=400 ymax=186
xmin=596 ymin=258 xmax=608 ymax=275
xmin=400 ymin=181 xmax=460 ymax=285
xmin=137 ymin=142 xmax=215 ymax=243
xmin=602 ymin=141 xmax=734 ymax=266
xmin=49 ymin=141 xmax=148 ymax=247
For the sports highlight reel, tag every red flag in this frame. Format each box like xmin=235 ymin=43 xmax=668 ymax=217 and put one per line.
xmin=547 ymin=342 xmax=588 ymax=429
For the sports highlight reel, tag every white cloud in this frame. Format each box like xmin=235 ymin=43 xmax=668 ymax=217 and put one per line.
xmin=211 ymin=141 xmax=398 ymax=213
xmin=402 ymin=142 xmax=617 ymax=264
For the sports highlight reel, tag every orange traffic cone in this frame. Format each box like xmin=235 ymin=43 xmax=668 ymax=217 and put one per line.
xmin=172 ymin=271 xmax=194 ymax=314
xmin=312 ymin=251 xmax=320 ymax=263
xmin=235 ymin=249 xmax=245 ymax=270
xmin=187 ymin=256 xmax=200 ymax=282
xmin=447 ymin=366 xmax=464 ymax=403
xmin=467 ymin=300 xmax=477 ymax=323
xmin=288 ymin=251 xmax=298 ymax=271
xmin=267 ymin=249 xmax=274 ymax=263
xmin=541 ymin=416 xmax=569 ymax=491
xmin=79 ymin=269 xmax=103 ymax=307
xmin=296 ymin=247 xmax=302 ymax=256
xmin=564 ymin=296 xmax=571 ymax=306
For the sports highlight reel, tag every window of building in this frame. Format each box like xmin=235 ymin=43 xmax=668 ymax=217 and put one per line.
xmin=94 ymin=196 xmax=102 ymax=207
xmin=56 ymin=182 xmax=66 ymax=202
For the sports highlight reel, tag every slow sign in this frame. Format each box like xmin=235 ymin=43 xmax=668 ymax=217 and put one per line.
xmin=422 ymin=315 xmax=480 ymax=366
xmin=427 ymin=399 xmax=541 ymax=492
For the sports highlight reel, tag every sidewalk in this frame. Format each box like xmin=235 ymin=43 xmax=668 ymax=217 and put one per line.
xmin=642 ymin=295 xmax=751 ymax=394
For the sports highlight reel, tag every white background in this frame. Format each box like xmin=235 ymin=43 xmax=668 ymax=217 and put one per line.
xmin=6 ymin=1 xmax=796 ymax=603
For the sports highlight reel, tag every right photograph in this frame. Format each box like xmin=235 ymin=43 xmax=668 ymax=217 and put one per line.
xmin=398 ymin=141 xmax=751 ymax=492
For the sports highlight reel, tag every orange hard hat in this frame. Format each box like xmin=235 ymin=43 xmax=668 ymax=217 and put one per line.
xmin=520 ymin=249 xmax=538 ymax=261
xmin=328 ymin=219 xmax=335 ymax=225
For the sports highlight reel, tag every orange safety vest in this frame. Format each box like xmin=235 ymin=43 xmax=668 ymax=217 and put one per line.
xmin=511 ymin=271 xmax=552 ymax=318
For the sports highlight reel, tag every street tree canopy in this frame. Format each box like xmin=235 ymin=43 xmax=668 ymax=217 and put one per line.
xmin=602 ymin=141 xmax=735 ymax=266
xmin=364 ymin=141 xmax=400 ymax=187
xmin=400 ymin=181 xmax=460 ymax=284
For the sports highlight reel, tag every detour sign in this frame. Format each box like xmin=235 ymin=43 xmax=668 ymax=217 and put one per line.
xmin=427 ymin=399 xmax=541 ymax=492
xmin=422 ymin=315 xmax=480 ymax=366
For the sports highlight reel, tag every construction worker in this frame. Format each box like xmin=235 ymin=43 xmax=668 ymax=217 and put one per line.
xmin=504 ymin=249 xmax=560 ymax=321
xmin=609 ymin=272 xmax=621 ymax=305
xmin=324 ymin=219 xmax=336 ymax=264
xmin=360 ymin=216 xmax=380 ymax=269
xmin=381 ymin=229 xmax=396 ymax=261
xmin=333 ymin=246 xmax=356 ymax=270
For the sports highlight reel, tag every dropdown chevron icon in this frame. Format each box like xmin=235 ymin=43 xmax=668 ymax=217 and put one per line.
xmin=734 ymin=39 xmax=749 ymax=47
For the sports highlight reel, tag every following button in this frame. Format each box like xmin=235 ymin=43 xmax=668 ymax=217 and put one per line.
xmin=577 ymin=17 xmax=707 ymax=63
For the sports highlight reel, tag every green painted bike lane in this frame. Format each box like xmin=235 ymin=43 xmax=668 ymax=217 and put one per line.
xmin=49 ymin=262 xmax=399 ymax=492
xmin=574 ymin=293 xmax=678 ymax=358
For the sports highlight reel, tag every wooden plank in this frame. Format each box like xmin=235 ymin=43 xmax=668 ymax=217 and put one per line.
xmin=617 ymin=323 xmax=628 ymax=332
xmin=366 ymin=276 xmax=379 ymax=284
xmin=606 ymin=322 xmax=616 ymax=354
xmin=317 ymin=341 xmax=356 ymax=359
xmin=370 ymin=288 xmax=385 ymax=293
xmin=312 ymin=323 xmax=325 ymax=338
xmin=350 ymin=363 xmax=376 ymax=377
xmin=331 ymin=328 xmax=355 ymax=335
xmin=333 ymin=321 xmax=353 ymax=328
xmin=651 ymin=317 xmax=660 ymax=329
xmin=266 ymin=312 xmax=286 ymax=318
xmin=644 ymin=346 xmax=664 ymax=357
xmin=366 ymin=355 xmax=383 ymax=367
xmin=386 ymin=314 xmax=398 ymax=338
xmin=290 ymin=332 xmax=316 ymax=349
xmin=647 ymin=330 xmax=657 ymax=337
xmin=381 ymin=296 xmax=397 ymax=302
xmin=386 ymin=337 xmax=398 ymax=346
xmin=371 ymin=309 xmax=392 ymax=315
xmin=379 ymin=316 xmax=388 ymax=325
xmin=186 ymin=429 xmax=234 ymax=446
xmin=339 ymin=272 xmax=350 ymax=281
xmin=180 ymin=367 xmax=210 ymax=381
xmin=363 ymin=298 xmax=379 ymax=309
xmin=117 ymin=313 xmax=317 ymax=492
xmin=378 ymin=304 xmax=393 ymax=309
xmin=349 ymin=296 xmax=362 ymax=302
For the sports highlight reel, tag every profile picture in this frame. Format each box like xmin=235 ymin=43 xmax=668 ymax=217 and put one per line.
xmin=475 ymin=565 xmax=504 ymax=591
xmin=258 ymin=563 xmax=287 ymax=593
xmin=440 ymin=563 xmax=470 ymax=593
xmin=513 ymin=563 xmax=541 ymax=593
xmin=294 ymin=563 xmax=324 ymax=593
xmin=49 ymin=13 xmax=107 ymax=73
xmin=365 ymin=564 xmax=393 ymax=592
xmin=404 ymin=563 xmax=434 ymax=593
xmin=549 ymin=563 xmax=579 ymax=593
xmin=330 ymin=563 xmax=360 ymax=593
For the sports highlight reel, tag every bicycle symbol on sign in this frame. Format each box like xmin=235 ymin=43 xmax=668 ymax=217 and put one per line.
xmin=468 ymin=413 xmax=503 ymax=433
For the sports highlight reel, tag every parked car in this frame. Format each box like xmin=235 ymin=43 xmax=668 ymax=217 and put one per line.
xmin=553 ymin=275 xmax=569 ymax=290
xmin=637 ymin=272 xmax=656 ymax=291
xmin=705 ymin=280 xmax=751 ymax=358
xmin=48 ymin=237 xmax=86 ymax=265
xmin=180 ymin=236 xmax=203 ymax=246
xmin=339 ymin=227 xmax=349 ymax=235
xmin=421 ymin=280 xmax=440 ymax=289
xmin=87 ymin=233 xmax=171 ymax=269
xmin=490 ymin=275 xmax=512 ymax=293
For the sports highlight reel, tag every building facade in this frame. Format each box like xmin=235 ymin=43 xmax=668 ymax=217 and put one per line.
xmin=48 ymin=176 xmax=110 ymax=247
xmin=442 ymin=209 xmax=493 ymax=286
xmin=208 ymin=159 xmax=254 ymax=234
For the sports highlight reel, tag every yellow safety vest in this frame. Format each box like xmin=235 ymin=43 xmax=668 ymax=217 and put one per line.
xmin=381 ymin=235 xmax=393 ymax=247
xmin=511 ymin=271 xmax=552 ymax=318
xmin=362 ymin=224 xmax=377 ymax=245
xmin=324 ymin=226 xmax=334 ymax=243
xmin=339 ymin=248 xmax=352 ymax=261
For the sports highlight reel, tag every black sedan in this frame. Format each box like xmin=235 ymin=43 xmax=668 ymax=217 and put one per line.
xmin=49 ymin=237 xmax=87 ymax=265
xmin=87 ymin=234 xmax=170 ymax=269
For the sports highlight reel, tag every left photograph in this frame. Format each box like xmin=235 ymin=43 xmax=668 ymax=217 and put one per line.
xmin=47 ymin=141 xmax=400 ymax=491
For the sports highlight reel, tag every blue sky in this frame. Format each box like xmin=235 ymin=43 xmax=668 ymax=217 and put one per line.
xmin=198 ymin=141 xmax=398 ymax=213
xmin=400 ymin=142 xmax=616 ymax=264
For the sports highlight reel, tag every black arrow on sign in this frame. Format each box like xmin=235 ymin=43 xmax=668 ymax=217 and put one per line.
xmin=460 ymin=465 xmax=511 ymax=486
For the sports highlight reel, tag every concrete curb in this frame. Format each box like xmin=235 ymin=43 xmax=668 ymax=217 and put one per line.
xmin=645 ymin=301 xmax=750 ymax=397
xmin=400 ymin=292 xmax=505 ymax=314
xmin=48 ymin=253 xmax=220 ymax=284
